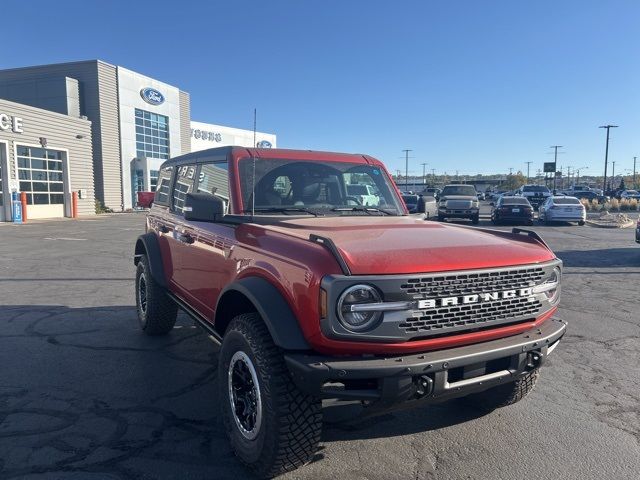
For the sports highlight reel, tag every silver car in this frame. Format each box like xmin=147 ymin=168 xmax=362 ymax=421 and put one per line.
xmin=538 ymin=196 xmax=586 ymax=225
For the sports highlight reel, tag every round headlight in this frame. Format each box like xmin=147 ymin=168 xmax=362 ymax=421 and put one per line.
xmin=337 ymin=285 xmax=383 ymax=332
xmin=544 ymin=267 xmax=561 ymax=303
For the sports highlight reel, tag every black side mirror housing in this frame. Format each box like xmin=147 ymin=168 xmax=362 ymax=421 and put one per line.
xmin=184 ymin=192 xmax=225 ymax=222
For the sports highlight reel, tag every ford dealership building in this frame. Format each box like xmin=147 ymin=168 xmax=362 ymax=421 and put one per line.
xmin=0 ymin=60 xmax=276 ymax=218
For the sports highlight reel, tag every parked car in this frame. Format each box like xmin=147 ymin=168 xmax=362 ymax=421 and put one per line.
xmin=491 ymin=196 xmax=534 ymax=225
xmin=515 ymin=185 xmax=551 ymax=211
xmin=620 ymin=189 xmax=640 ymax=200
xmin=421 ymin=187 xmax=441 ymax=200
xmin=538 ymin=196 xmax=586 ymax=225
xmin=437 ymin=184 xmax=480 ymax=223
xmin=401 ymin=194 xmax=419 ymax=213
xmin=136 ymin=191 xmax=155 ymax=209
xmin=346 ymin=183 xmax=380 ymax=206
xmin=575 ymin=191 xmax=609 ymax=204
xmin=133 ymin=146 xmax=565 ymax=477
xmin=636 ymin=216 xmax=640 ymax=243
xmin=477 ymin=191 xmax=486 ymax=201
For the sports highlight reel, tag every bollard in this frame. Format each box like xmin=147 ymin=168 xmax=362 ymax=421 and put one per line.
xmin=20 ymin=191 xmax=27 ymax=223
xmin=72 ymin=191 xmax=78 ymax=218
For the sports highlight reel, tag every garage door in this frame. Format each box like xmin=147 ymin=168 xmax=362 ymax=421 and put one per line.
xmin=17 ymin=145 xmax=66 ymax=219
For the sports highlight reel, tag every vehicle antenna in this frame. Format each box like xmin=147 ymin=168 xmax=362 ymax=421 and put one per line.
xmin=252 ymin=108 xmax=257 ymax=217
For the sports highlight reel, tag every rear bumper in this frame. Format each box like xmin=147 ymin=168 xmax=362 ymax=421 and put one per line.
xmin=285 ymin=317 xmax=566 ymax=406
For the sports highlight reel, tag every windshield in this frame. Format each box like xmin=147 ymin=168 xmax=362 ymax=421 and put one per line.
xmin=553 ymin=197 xmax=581 ymax=204
xmin=522 ymin=185 xmax=550 ymax=193
xmin=441 ymin=185 xmax=477 ymax=196
xmin=402 ymin=195 xmax=418 ymax=204
xmin=502 ymin=197 xmax=531 ymax=205
xmin=238 ymin=158 xmax=403 ymax=215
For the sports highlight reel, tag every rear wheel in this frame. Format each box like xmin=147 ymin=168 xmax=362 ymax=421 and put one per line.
xmin=463 ymin=369 xmax=539 ymax=411
xmin=471 ymin=214 xmax=479 ymax=225
xmin=135 ymin=255 xmax=177 ymax=335
xmin=437 ymin=214 xmax=445 ymax=222
xmin=219 ymin=313 xmax=322 ymax=478
xmin=578 ymin=220 xmax=585 ymax=226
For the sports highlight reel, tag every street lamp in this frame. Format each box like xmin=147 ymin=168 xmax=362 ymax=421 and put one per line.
xmin=575 ymin=166 xmax=588 ymax=185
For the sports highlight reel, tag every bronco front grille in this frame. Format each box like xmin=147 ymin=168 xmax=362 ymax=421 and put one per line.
xmin=400 ymin=266 xmax=545 ymax=297
xmin=399 ymin=297 xmax=542 ymax=334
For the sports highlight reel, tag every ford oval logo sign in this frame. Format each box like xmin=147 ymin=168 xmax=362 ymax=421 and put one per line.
xmin=256 ymin=140 xmax=272 ymax=148
xmin=140 ymin=87 xmax=165 ymax=106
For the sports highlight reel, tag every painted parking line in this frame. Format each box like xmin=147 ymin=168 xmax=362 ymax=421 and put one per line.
xmin=43 ymin=237 xmax=88 ymax=241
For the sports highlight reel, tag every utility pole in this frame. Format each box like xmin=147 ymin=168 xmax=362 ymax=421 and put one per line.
xmin=634 ymin=156 xmax=637 ymax=188
xmin=550 ymin=145 xmax=562 ymax=193
xmin=599 ymin=125 xmax=618 ymax=194
xmin=421 ymin=162 xmax=427 ymax=185
xmin=431 ymin=168 xmax=436 ymax=185
xmin=525 ymin=161 xmax=532 ymax=182
xmin=612 ymin=161 xmax=616 ymax=189
xmin=402 ymin=149 xmax=412 ymax=192
xmin=508 ymin=167 xmax=513 ymax=175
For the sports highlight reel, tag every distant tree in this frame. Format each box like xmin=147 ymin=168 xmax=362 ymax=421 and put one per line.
xmin=502 ymin=171 xmax=527 ymax=191
xmin=619 ymin=177 xmax=626 ymax=191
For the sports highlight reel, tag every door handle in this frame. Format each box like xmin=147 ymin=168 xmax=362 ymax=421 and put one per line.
xmin=178 ymin=233 xmax=194 ymax=244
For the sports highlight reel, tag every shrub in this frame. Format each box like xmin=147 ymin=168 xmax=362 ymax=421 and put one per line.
xmin=620 ymin=199 xmax=630 ymax=211
xmin=580 ymin=198 xmax=591 ymax=210
xmin=609 ymin=198 xmax=620 ymax=211
xmin=95 ymin=199 xmax=113 ymax=214
xmin=629 ymin=198 xmax=639 ymax=211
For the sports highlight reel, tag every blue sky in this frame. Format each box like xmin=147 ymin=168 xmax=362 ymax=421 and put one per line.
xmin=2 ymin=0 xmax=638 ymax=176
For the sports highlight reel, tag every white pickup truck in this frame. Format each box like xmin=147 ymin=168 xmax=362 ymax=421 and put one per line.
xmin=346 ymin=184 xmax=380 ymax=206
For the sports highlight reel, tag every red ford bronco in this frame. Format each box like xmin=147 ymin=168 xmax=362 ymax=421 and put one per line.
xmin=133 ymin=147 xmax=565 ymax=478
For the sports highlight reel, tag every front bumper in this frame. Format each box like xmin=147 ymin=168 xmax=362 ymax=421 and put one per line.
xmin=285 ymin=317 xmax=566 ymax=406
xmin=438 ymin=207 xmax=479 ymax=218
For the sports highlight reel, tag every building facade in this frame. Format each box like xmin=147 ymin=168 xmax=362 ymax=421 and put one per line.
xmin=0 ymin=98 xmax=94 ymax=221
xmin=0 ymin=60 xmax=277 ymax=220
xmin=190 ymin=121 xmax=276 ymax=152
xmin=0 ymin=60 xmax=190 ymax=211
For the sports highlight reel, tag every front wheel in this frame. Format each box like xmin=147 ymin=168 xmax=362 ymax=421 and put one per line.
xmin=463 ymin=369 xmax=539 ymax=411
xmin=437 ymin=214 xmax=445 ymax=222
xmin=471 ymin=214 xmax=480 ymax=225
xmin=578 ymin=220 xmax=585 ymax=226
xmin=219 ymin=313 xmax=322 ymax=478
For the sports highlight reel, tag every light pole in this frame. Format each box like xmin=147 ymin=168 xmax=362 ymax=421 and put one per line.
xmin=402 ymin=149 xmax=412 ymax=192
xmin=633 ymin=156 xmax=637 ymax=188
xmin=575 ymin=166 xmax=588 ymax=185
xmin=550 ymin=146 xmax=562 ymax=193
xmin=421 ymin=162 xmax=427 ymax=185
xmin=599 ymin=125 xmax=618 ymax=193
xmin=525 ymin=161 xmax=532 ymax=182
xmin=612 ymin=161 xmax=616 ymax=190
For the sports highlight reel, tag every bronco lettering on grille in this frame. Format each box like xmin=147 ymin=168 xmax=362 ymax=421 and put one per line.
xmin=416 ymin=288 xmax=534 ymax=309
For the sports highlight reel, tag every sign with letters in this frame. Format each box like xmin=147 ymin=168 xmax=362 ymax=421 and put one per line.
xmin=543 ymin=162 xmax=555 ymax=173
xmin=0 ymin=113 xmax=23 ymax=133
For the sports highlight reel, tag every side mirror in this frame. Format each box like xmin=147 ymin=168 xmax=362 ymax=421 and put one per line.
xmin=184 ymin=192 xmax=225 ymax=222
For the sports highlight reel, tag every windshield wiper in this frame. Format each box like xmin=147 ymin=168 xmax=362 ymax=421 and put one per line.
xmin=331 ymin=206 xmax=396 ymax=216
xmin=243 ymin=207 xmax=322 ymax=217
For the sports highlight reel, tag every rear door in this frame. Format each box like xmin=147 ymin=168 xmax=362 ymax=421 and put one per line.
xmin=178 ymin=161 xmax=237 ymax=320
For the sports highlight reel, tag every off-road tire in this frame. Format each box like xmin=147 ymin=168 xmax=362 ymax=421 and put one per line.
xmin=471 ymin=214 xmax=480 ymax=224
xmin=463 ymin=368 xmax=539 ymax=411
xmin=219 ymin=313 xmax=322 ymax=478
xmin=135 ymin=255 xmax=177 ymax=335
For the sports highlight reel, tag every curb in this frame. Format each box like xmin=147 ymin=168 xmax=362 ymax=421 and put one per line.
xmin=585 ymin=220 xmax=635 ymax=229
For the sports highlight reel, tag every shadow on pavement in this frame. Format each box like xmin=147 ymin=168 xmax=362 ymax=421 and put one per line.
xmin=556 ymin=247 xmax=640 ymax=268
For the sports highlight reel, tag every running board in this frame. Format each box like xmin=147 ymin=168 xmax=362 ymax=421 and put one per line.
xmin=167 ymin=291 xmax=223 ymax=345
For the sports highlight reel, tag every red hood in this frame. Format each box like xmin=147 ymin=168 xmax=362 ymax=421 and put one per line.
xmin=262 ymin=216 xmax=555 ymax=275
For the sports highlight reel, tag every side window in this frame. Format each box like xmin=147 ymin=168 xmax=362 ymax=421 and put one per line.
xmin=197 ymin=162 xmax=230 ymax=212
xmin=173 ymin=164 xmax=197 ymax=214
xmin=154 ymin=166 xmax=174 ymax=205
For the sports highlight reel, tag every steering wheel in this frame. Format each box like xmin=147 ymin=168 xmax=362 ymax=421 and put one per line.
xmin=345 ymin=196 xmax=362 ymax=205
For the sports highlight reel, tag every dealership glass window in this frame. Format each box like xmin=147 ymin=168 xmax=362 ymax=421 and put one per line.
xmin=154 ymin=166 xmax=173 ymax=205
xmin=197 ymin=162 xmax=230 ymax=212
xmin=173 ymin=165 xmax=196 ymax=214
xmin=17 ymin=145 xmax=65 ymax=205
xmin=135 ymin=109 xmax=170 ymax=160
xmin=150 ymin=170 xmax=159 ymax=192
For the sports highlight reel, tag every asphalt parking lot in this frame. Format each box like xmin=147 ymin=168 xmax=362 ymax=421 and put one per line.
xmin=1 ymin=212 xmax=639 ymax=480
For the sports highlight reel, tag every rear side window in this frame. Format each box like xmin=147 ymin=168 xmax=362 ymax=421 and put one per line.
xmin=154 ymin=166 xmax=174 ymax=205
xmin=173 ymin=164 xmax=197 ymax=214
xmin=197 ymin=162 xmax=230 ymax=212
xmin=502 ymin=197 xmax=531 ymax=205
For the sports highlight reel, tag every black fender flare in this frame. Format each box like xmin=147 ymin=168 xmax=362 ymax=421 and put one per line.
xmin=134 ymin=233 xmax=167 ymax=288
xmin=217 ymin=277 xmax=310 ymax=351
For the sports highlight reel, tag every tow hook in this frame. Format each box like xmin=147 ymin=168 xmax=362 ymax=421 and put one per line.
xmin=527 ymin=351 xmax=544 ymax=369
xmin=414 ymin=375 xmax=434 ymax=398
